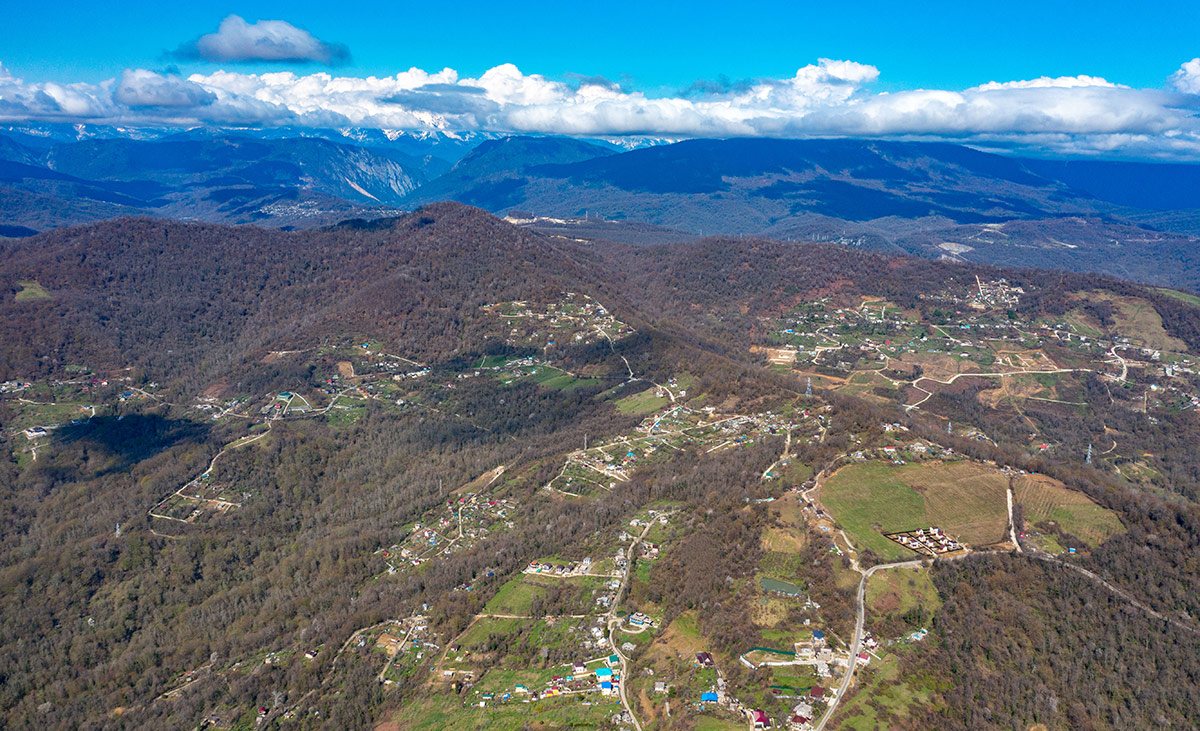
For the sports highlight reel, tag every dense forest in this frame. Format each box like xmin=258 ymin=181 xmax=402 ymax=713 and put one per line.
xmin=912 ymin=553 xmax=1200 ymax=730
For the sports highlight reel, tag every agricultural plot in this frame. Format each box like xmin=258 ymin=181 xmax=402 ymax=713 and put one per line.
xmin=5 ymin=399 xmax=95 ymax=434
xmin=492 ymin=359 xmax=600 ymax=392
xmin=614 ymin=385 xmax=672 ymax=415
xmin=485 ymin=574 xmax=612 ymax=617
xmin=397 ymin=685 xmax=620 ymax=731
xmin=1014 ymin=476 xmax=1124 ymax=547
xmin=1155 ymin=287 xmax=1200 ymax=307
xmin=1084 ymin=291 xmax=1188 ymax=351
xmin=820 ymin=461 xmax=1010 ymax=560
xmin=829 ymin=651 xmax=932 ymax=730
xmin=445 ymin=616 xmax=606 ymax=680
xmin=149 ymin=472 xmax=246 ymax=524
xmin=485 ymin=577 xmax=550 ymax=616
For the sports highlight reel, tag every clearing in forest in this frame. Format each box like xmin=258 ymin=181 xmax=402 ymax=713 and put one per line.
xmin=14 ymin=280 xmax=50 ymax=300
xmin=1084 ymin=291 xmax=1186 ymax=351
xmin=820 ymin=461 xmax=1010 ymax=560
xmin=1014 ymin=475 xmax=1124 ymax=547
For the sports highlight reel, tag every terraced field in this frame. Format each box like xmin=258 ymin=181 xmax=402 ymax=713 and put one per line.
xmin=1014 ymin=475 xmax=1124 ymax=546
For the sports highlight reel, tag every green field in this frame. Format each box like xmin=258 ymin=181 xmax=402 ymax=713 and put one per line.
xmin=1155 ymin=287 xmax=1200 ymax=308
xmin=615 ymin=386 xmax=671 ymax=415
xmin=14 ymin=280 xmax=50 ymax=300
xmin=830 ymin=652 xmax=933 ymax=730
xmin=821 ymin=461 xmax=1009 ymax=559
xmin=396 ymin=689 xmax=620 ymax=731
xmin=1015 ymin=477 xmax=1124 ymax=547
xmin=694 ymin=715 xmax=748 ymax=731
xmin=324 ymin=403 xmax=366 ymax=425
xmin=457 ymin=617 xmax=524 ymax=649
xmin=527 ymin=366 xmax=601 ymax=392
xmin=1087 ymin=292 xmax=1187 ymax=351
xmin=865 ymin=567 xmax=940 ymax=620
xmin=7 ymin=400 xmax=92 ymax=432
xmin=483 ymin=576 xmax=549 ymax=615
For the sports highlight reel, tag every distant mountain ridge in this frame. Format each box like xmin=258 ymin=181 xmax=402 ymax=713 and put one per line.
xmin=404 ymin=136 xmax=1200 ymax=290
xmin=0 ymin=133 xmax=438 ymax=229
xmin=4 ymin=128 xmax=1200 ymax=290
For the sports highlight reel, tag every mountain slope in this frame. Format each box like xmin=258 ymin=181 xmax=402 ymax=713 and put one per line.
xmin=415 ymin=137 xmax=1200 ymax=290
xmin=0 ymin=133 xmax=447 ymax=232
xmin=404 ymin=136 xmax=615 ymax=210
xmin=0 ymin=203 xmax=599 ymax=382
xmin=416 ymin=137 xmax=1101 ymax=226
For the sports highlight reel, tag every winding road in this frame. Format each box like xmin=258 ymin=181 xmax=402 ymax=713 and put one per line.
xmin=606 ymin=510 xmax=676 ymax=731
xmin=813 ymin=559 xmax=926 ymax=731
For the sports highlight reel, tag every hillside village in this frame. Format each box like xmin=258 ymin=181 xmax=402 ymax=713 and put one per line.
xmin=0 ymin=277 xmax=1186 ymax=731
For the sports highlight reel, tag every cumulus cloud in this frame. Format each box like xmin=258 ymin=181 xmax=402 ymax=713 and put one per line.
xmin=4 ymin=56 xmax=1200 ymax=157
xmin=173 ymin=15 xmax=351 ymax=66
xmin=1170 ymin=58 xmax=1200 ymax=94
xmin=114 ymin=69 xmax=216 ymax=107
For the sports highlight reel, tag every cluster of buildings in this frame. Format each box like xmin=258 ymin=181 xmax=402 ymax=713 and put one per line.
xmin=483 ymin=292 xmax=635 ymax=350
xmin=887 ymin=526 xmax=963 ymax=555
xmin=969 ymin=277 xmax=1024 ymax=309
xmin=477 ymin=655 xmax=625 ymax=707
xmin=379 ymin=494 xmax=517 ymax=574
xmin=525 ymin=557 xmax=591 ymax=576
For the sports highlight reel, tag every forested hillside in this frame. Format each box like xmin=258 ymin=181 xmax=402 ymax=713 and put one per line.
xmin=1 ymin=205 xmax=1198 ymax=730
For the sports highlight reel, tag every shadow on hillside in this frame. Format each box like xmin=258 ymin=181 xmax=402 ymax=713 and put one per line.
xmin=55 ymin=414 xmax=211 ymax=476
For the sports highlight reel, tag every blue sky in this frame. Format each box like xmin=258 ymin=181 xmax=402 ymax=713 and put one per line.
xmin=3 ymin=3 xmax=1200 ymax=158
xmin=5 ymin=1 xmax=1197 ymax=91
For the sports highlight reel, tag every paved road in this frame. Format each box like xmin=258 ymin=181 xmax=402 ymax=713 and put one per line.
xmin=814 ymin=559 xmax=926 ymax=731
xmin=606 ymin=511 xmax=675 ymax=731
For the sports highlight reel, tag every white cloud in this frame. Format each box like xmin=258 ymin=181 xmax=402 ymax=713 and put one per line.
xmin=114 ymin=69 xmax=216 ymax=107
xmin=174 ymin=15 xmax=350 ymax=66
xmin=3 ymin=57 xmax=1200 ymax=157
xmin=969 ymin=75 xmax=1122 ymax=91
xmin=1169 ymin=58 xmax=1200 ymax=94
